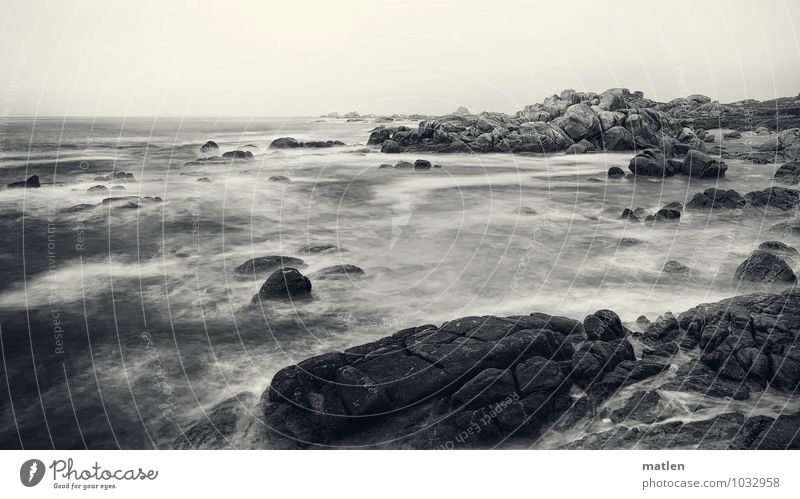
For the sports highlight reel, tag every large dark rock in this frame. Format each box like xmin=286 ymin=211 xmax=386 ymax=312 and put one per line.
xmin=680 ymin=150 xmax=727 ymax=178
xmin=663 ymin=260 xmax=690 ymax=274
xmin=773 ymin=160 xmax=800 ymax=184
xmin=744 ymin=187 xmax=800 ymax=211
xmin=252 ymin=267 xmax=312 ymax=302
xmin=221 ymin=150 xmax=254 ymax=160
xmin=7 ymin=175 xmax=41 ymax=188
xmin=381 ymin=140 xmax=400 ymax=153
xmin=607 ymin=166 xmax=625 ymax=178
xmin=600 ymin=126 xmax=635 ymax=150
xmin=628 ymin=149 xmax=675 ymax=176
xmin=734 ymin=250 xmax=796 ymax=285
xmin=234 ymin=256 xmax=305 ymax=277
xmin=685 ymin=188 xmax=745 ymax=210
xmin=200 ymin=140 xmax=219 ymax=154
xmin=269 ymin=137 xmax=300 ymax=149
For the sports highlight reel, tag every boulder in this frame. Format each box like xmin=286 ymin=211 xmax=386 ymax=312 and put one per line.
xmin=628 ymin=149 xmax=674 ymax=177
xmin=252 ymin=268 xmax=312 ymax=302
xmin=734 ymin=250 xmax=796 ymax=285
xmin=680 ymin=150 xmax=727 ymax=178
xmin=367 ymin=127 xmax=392 ymax=145
xmin=234 ymin=256 xmax=305 ymax=277
xmin=196 ymin=177 xmax=212 ymax=183
xmin=744 ymin=187 xmax=800 ymax=211
xmin=773 ymin=161 xmax=800 ymax=184
xmin=311 ymin=264 xmax=365 ymax=280
xmin=298 ymin=244 xmax=338 ymax=254
xmin=413 ymin=159 xmax=432 ymax=170
xmin=758 ymin=241 xmax=798 ymax=255
xmin=685 ymin=188 xmax=745 ymax=210
xmin=552 ymin=103 xmax=600 ymax=141
xmin=600 ymin=126 xmax=635 ymax=150
xmin=221 ymin=150 xmax=254 ymax=160
xmin=381 ymin=140 xmax=400 ymax=154
xmin=723 ymin=130 xmax=743 ymax=139
xmin=607 ymin=166 xmax=625 ymax=178
xmin=269 ymin=137 xmax=300 ymax=149
xmin=663 ymin=261 xmax=690 ymax=274
xmin=200 ymin=140 xmax=219 ymax=154
xmin=268 ymin=175 xmax=290 ymax=182
xmin=759 ymin=128 xmax=800 ymax=159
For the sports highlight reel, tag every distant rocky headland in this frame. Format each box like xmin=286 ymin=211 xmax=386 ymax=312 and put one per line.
xmin=365 ymin=88 xmax=800 ymax=161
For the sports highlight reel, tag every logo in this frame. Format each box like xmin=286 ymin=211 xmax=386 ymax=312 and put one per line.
xmin=20 ymin=459 xmax=45 ymax=487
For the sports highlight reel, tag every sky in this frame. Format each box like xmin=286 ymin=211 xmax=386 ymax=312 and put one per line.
xmin=0 ymin=0 xmax=798 ymax=117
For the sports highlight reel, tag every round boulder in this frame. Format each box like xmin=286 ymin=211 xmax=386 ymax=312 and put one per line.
xmin=734 ymin=250 xmax=796 ymax=285
xmin=413 ymin=159 xmax=432 ymax=170
xmin=680 ymin=150 xmax=727 ymax=178
xmin=381 ymin=140 xmax=401 ymax=154
xmin=252 ymin=267 xmax=312 ymax=301
xmin=269 ymin=137 xmax=300 ymax=149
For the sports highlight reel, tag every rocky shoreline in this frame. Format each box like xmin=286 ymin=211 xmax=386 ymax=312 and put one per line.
xmin=176 ymin=289 xmax=800 ymax=450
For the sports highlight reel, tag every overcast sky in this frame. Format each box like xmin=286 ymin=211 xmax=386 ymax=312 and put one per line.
xmin=0 ymin=0 xmax=798 ymax=117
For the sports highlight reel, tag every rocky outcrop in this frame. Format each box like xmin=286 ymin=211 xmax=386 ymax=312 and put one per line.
xmin=685 ymin=188 xmax=745 ymax=210
xmin=221 ymin=150 xmax=254 ymax=160
xmin=744 ymin=187 xmax=800 ymax=211
xmin=252 ymin=268 xmax=312 ymax=302
xmin=734 ymin=250 xmax=796 ymax=285
xmin=177 ymin=290 xmax=800 ymax=449
xmin=759 ymin=128 xmax=800 ymax=160
xmin=628 ymin=149 xmax=676 ymax=177
xmin=94 ymin=171 xmax=134 ymax=182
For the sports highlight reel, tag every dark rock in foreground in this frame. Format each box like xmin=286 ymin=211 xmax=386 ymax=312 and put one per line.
xmin=252 ymin=267 xmax=312 ymax=302
xmin=178 ymin=290 xmax=800 ymax=449
xmin=734 ymin=250 xmax=796 ymax=285
xmin=221 ymin=150 xmax=254 ymax=160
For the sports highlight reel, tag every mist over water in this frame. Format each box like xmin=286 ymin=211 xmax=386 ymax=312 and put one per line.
xmin=0 ymin=117 xmax=788 ymax=448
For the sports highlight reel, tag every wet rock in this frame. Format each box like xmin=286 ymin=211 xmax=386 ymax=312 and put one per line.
xmin=723 ymin=130 xmax=742 ymax=139
xmin=196 ymin=177 xmax=212 ymax=183
xmin=685 ymin=188 xmax=745 ymax=210
xmin=394 ymin=161 xmax=413 ymax=169
xmin=377 ymin=163 xmax=393 ymax=169
xmin=413 ymin=159 xmax=432 ymax=170
xmin=367 ymin=127 xmax=392 ymax=145
xmin=381 ymin=140 xmax=400 ymax=153
xmin=268 ymin=175 xmax=290 ymax=182
xmin=646 ymin=207 xmax=680 ymax=223
xmin=609 ymin=390 xmax=665 ymax=424
xmin=773 ymin=160 xmax=800 ymax=184
xmin=173 ymin=392 xmax=257 ymax=449
xmin=607 ymin=166 xmax=625 ymax=178
xmin=758 ymin=240 xmax=798 ymax=255
xmin=233 ymin=256 xmax=305 ymax=277
xmin=620 ymin=207 xmax=647 ymax=222
xmin=87 ymin=184 xmax=109 ymax=193
xmin=94 ymin=171 xmax=134 ymax=182
xmin=552 ymin=103 xmax=600 ymax=141
xmin=298 ymin=243 xmax=338 ymax=254
xmin=628 ymin=149 xmax=673 ymax=176
xmin=681 ymin=150 xmax=727 ymax=178
xmin=269 ymin=137 xmax=300 ymax=149
xmin=583 ymin=310 xmax=628 ymax=341
xmin=200 ymin=140 xmax=219 ymax=154
xmin=745 ymin=186 xmax=800 ymax=211
xmin=663 ymin=260 xmax=689 ymax=274
xmin=221 ymin=150 xmax=254 ymax=160
xmin=734 ymin=250 xmax=796 ymax=285
xmin=252 ymin=268 xmax=312 ymax=302
xmin=599 ymin=126 xmax=635 ymax=150
xmin=311 ymin=264 xmax=365 ymax=280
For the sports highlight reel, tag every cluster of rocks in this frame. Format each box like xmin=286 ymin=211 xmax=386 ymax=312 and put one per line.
xmin=269 ymin=137 xmax=346 ymax=149
xmin=684 ymin=185 xmax=800 ymax=212
xmin=378 ymin=159 xmax=439 ymax=170
xmin=175 ymin=290 xmax=800 ymax=449
xmin=627 ymin=149 xmax=725 ymax=178
xmin=63 ymin=196 xmax=163 ymax=213
xmin=620 ymin=203 xmax=682 ymax=224
xmin=94 ymin=171 xmax=135 ymax=183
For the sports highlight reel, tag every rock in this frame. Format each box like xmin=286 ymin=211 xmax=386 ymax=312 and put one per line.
xmin=94 ymin=171 xmax=134 ymax=182
xmin=378 ymin=163 xmax=393 ymax=169
xmin=311 ymin=264 xmax=365 ymax=280
xmin=87 ymin=185 xmax=109 ymax=193
xmin=303 ymin=140 xmax=345 ymax=148
xmin=552 ymin=103 xmax=600 ymax=141
xmin=620 ymin=207 xmax=647 ymax=222
xmin=268 ymin=175 xmax=290 ymax=182
xmin=583 ymin=310 xmax=627 ymax=341
xmin=196 ymin=177 xmax=212 ymax=183
xmin=755 ymin=126 xmax=771 ymax=135
xmin=628 ymin=149 xmax=673 ymax=177
xmin=773 ymin=161 xmax=800 ymax=184
xmin=681 ymin=150 xmax=727 ymax=178
xmin=173 ymin=392 xmax=257 ymax=449
xmin=607 ymin=166 xmax=625 ymax=178
xmin=413 ymin=159 xmax=432 ymax=170
xmin=703 ymin=134 xmax=715 ymax=143
xmin=394 ymin=161 xmax=413 ymax=169
xmin=723 ymin=130 xmax=743 ymax=139
xmin=758 ymin=241 xmax=798 ymax=255
xmin=685 ymin=188 xmax=746 ymax=210
xmin=663 ymin=260 xmax=690 ymax=274
xmin=252 ymin=268 xmax=312 ymax=302
xmin=380 ymin=140 xmax=400 ymax=154
xmin=200 ymin=140 xmax=219 ymax=154
xmin=744 ymin=187 xmax=800 ymax=211
xmin=759 ymin=128 xmax=800 ymax=159
xmin=367 ymin=127 xmax=392 ymax=145
xmin=600 ymin=126 xmax=635 ymax=150
xmin=734 ymin=250 xmax=796 ymax=285
xmin=662 ymin=201 xmax=683 ymax=211
xmin=269 ymin=137 xmax=300 ymax=149
xmin=298 ymin=244 xmax=338 ymax=254
xmin=609 ymin=390 xmax=665 ymax=424
xmin=221 ymin=150 xmax=254 ymax=160
xmin=648 ymin=207 xmax=681 ymax=223
xmin=234 ymin=256 xmax=305 ymax=277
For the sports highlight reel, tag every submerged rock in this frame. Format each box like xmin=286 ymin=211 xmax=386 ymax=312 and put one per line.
xmin=607 ymin=166 xmax=625 ymax=178
xmin=413 ymin=159 xmax=432 ymax=170
xmin=87 ymin=184 xmax=109 ymax=193
xmin=252 ymin=267 xmax=312 ymax=302
xmin=7 ymin=175 xmax=41 ymax=188
xmin=662 ymin=260 xmax=690 ymax=274
xmin=298 ymin=243 xmax=338 ymax=254
xmin=269 ymin=137 xmax=300 ymax=149
xmin=233 ymin=256 xmax=305 ymax=277
xmin=173 ymin=392 xmax=257 ymax=449
xmin=311 ymin=264 xmax=365 ymax=280
xmin=221 ymin=150 xmax=254 ymax=160
xmin=268 ymin=175 xmax=290 ymax=182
